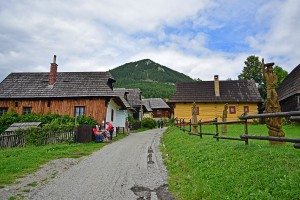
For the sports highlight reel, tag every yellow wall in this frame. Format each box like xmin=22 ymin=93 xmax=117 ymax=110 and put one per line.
xmin=143 ymin=112 xmax=153 ymax=118
xmin=174 ymin=102 xmax=258 ymax=121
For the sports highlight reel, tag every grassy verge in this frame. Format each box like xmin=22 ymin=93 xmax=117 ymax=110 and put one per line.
xmin=161 ymin=124 xmax=300 ymax=200
xmin=0 ymin=133 xmax=127 ymax=187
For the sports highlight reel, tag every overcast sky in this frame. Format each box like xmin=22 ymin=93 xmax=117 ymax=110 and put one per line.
xmin=0 ymin=0 xmax=299 ymax=82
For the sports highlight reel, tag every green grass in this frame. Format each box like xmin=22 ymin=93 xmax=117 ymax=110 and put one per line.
xmin=0 ymin=133 xmax=127 ymax=187
xmin=161 ymin=124 xmax=300 ymax=200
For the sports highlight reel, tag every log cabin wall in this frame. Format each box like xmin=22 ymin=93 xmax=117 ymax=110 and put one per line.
xmin=174 ymin=102 xmax=259 ymax=121
xmin=0 ymin=98 xmax=107 ymax=123
xmin=152 ymin=109 xmax=171 ymax=118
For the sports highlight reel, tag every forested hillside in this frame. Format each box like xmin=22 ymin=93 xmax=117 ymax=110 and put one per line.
xmin=110 ymin=59 xmax=193 ymax=98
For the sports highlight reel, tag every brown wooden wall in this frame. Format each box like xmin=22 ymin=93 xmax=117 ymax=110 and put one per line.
xmin=153 ymin=108 xmax=171 ymax=118
xmin=0 ymin=98 xmax=107 ymax=123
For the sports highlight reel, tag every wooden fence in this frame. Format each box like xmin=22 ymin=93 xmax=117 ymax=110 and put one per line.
xmin=176 ymin=111 xmax=300 ymax=149
xmin=0 ymin=130 xmax=75 ymax=148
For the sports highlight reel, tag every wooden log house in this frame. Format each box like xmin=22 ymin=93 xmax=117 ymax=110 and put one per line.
xmin=277 ymin=64 xmax=300 ymax=112
xmin=169 ymin=75 xmax=262 ymax=121
xmin=0 ymin=55 xmax=126 ymax=124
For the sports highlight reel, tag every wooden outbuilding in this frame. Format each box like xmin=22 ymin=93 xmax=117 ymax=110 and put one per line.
xmin=142 ymin=98 xmax=171 ymax=119
xmin=277 ymin=64 xmax=300 ymax=112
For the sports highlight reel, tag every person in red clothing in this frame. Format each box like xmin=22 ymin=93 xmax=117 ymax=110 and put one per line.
xmin=106 ymin=121 xmax=114 ymax=141
xmin=93 ymin=125 xmax=104 ymax=142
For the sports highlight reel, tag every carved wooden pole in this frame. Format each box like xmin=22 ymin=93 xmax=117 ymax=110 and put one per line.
xmin=191 ymin=102 xmax=198 ymax=134
xmin=221 ymin=103 xmax=228 ymax=135
xmin=261 ymin=58 xmax=285 ymax=143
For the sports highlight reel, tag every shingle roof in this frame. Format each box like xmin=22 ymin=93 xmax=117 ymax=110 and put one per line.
xmin=142 ymin=100 xmax=153 ymax=112
xmin=5 ymin=122 xmax=42 ymax=132
xmin=143 ymin=98 xmax=170 ymax=109
xmin=169 ymin=80 xmax=262 ymax=103
xmin=0 ymin=72 xmax=116 ymax=98
xmin=113 ymin=88 xmax=131 ymax=109
xmin=277 ymin=64 xmax=300 ymax=101
xmin=124 ymin=88 xmax=142 ymax=107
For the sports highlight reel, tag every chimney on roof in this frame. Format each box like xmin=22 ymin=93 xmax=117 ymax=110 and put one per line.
xmin=49 ymin=55 xmax=58 ymax=85
xmin=214 ymin=75 xmax=220 ymax=97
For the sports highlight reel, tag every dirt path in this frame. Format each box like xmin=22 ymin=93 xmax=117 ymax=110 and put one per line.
xmin=22 ymin=128 xmax=173 ymax=200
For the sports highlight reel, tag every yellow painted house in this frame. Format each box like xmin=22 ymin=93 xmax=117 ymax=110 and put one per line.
xmin=169 ymin=75 xmax=262 ymax=121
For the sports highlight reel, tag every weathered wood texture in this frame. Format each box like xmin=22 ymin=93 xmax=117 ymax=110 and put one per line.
xmin=0 ymin=130 xmax=75 ymax=148
xmin=174 ymin=102 xmax=258 ymax=121
xmin=152 ymin=109 xmax=171 ymax=118
xmin=0 ymin=98 xmax=107 ymax=123
xmin=280 ymin=94 xmax=300 ymax=112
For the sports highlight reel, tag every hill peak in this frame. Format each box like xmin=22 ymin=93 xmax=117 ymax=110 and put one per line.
xmin=110 ymin=59 xmax=193 ymax=98
xmin=130 ymin=59 xmax=157 ymax=66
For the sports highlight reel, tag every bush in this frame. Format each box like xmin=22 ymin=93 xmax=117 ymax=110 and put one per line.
xmin=165 ymin=118 xmax=175 ymax=126
xmin=127 ymin=115 xmax=141 ymax=130
xmin=0 ymin=112 xmax=97 ymax=134
xmin=0 ymin=111 xmax=20 ymax=134
xmin=141 ymin=118 xmax=156 ymax=129
xmin=76 ymin=115 xmax=97 ymax=125
xmin=16 ymin=123 xmax=76 ymax=146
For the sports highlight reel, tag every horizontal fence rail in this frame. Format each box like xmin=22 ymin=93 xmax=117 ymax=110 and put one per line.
xmin=239 ymin=111 xmax=300 ymax=120
xmin=176 ymin=109 xmax=300 ymax=149
xmin=240 ymin=135 xmax=300 ymax=143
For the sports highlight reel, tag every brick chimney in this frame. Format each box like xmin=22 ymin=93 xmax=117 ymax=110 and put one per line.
xmin=214 ymin=75 xmax=220 ymax=97
xmin=49 ymin=55 xmax=58 ymax=85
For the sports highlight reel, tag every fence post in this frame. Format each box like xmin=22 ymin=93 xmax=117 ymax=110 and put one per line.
xmin=189 ymin=119 xmax=192 ymax=132
xmin=244 ymin=119 xmax=249 ymax=145
xmin=215 ymin=118 xmax=219 ymax=141
xmin=183 ymin=119 xmax=185 ymax=132
xmin=199 ymin=120 xmax=202 ymax=138
xmin=179 ymin=119 xmax=181 ymax=129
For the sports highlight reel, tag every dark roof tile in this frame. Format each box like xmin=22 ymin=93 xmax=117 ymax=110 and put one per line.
xmin=169 ymin=80 xmax=262 ymax=103
xmin=0 ymin=72 xmax=116 ymax=98
xmin=277 ymin=64 xmax=300 ymax=101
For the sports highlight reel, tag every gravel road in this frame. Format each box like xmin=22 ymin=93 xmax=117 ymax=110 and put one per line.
xmin=29 ymin=128 xmax=174 ymax=200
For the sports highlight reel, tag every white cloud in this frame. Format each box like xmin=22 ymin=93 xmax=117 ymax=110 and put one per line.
xmin=247 ymin=0 xmax=300 ymax=69
xmin=0 ymin=0 xmax=298 ymax=84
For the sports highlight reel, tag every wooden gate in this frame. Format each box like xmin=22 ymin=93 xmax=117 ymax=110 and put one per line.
xmin=75 ymin=125 xmax=94 ymax=143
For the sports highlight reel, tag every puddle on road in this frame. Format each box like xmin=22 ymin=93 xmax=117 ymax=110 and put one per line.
xmin=130 ymin=184 xmax=174 ymax=200
xmin=147 ymin=146 xmax=155 ymax=165
xmin=131 ymin=146 xmax=174 ymax=199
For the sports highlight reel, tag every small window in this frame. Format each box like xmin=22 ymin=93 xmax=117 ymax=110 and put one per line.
xmin=0 ymin=107 xmax=8 ymax=115
xmin=74 ymin=106 xmax=85 ymax=117
xmin=23 ymin=107 xmax=32 ymax=115
xmin=111 ymin=109 xmax=114 ymax=121
xmin=244 ymin=106 xmax=249 ymax=113
xmin=15 ymin=101 xmax=19 ymax=107
xmin=47 ymin=101 xmax=51 ymax=107
xmin=229 ymin=106 xmax=236 ymax=114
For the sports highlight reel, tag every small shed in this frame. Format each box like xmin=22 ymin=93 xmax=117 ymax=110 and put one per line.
xmin=5 ymin=122 xmax=42 ymax=133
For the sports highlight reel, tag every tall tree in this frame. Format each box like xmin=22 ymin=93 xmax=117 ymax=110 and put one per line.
xmin=238 ymin=55 xmax=288 ymax=100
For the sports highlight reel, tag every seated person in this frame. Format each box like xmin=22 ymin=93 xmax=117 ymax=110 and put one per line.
xmin=93 ymin=125 xmax=104 ymax=142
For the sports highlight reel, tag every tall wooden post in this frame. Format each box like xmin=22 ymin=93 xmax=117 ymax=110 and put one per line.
xmin=191 ymin=102 xmax=198 ymax=134
xmin=261 ymin=58 xmax=285 ymax=143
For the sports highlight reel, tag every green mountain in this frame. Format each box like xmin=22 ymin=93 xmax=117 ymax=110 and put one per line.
xmin=110 ymin=59 xmax=194 ymax=98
